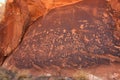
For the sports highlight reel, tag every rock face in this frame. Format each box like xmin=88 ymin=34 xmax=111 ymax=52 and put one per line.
xmin=0 ymin=2 xmax=5 ymax=21
xmin=0 ymin=0 xmax=30 ymax=65
xmin=0 ymin=0 xmax=81 ymax=65
xmin=2 ymin=0 xmax=120 ymax=70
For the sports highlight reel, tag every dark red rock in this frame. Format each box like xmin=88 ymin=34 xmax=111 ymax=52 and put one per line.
xmin=0 ymin=0 xmax=80 ymax=65
xmin=2 ymin=0 xmax=120 ymax=70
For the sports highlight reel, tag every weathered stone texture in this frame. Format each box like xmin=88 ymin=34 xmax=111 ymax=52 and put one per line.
xmin=3 ymin=0 xmax=120 ymax=69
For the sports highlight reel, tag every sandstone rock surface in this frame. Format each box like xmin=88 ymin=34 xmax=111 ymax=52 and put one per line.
xmin=2 ymin=0 xmax=120 ymax=71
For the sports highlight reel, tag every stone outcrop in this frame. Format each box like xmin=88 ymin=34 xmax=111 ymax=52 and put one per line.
xmin=1 ymin=0 xmax=120 ymax=72
xmin=0 ymin=0 xmax=81 ymax=65
xmin=0 ymin=1 xmax=119 ymax=77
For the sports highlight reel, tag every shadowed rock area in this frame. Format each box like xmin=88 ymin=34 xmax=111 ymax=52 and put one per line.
xmin=2 ymin=0 xmax=120 ymax=71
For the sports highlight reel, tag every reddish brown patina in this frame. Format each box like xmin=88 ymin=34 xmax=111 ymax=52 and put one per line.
xmin=0 ymin=0 xmax=120 ymax=73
